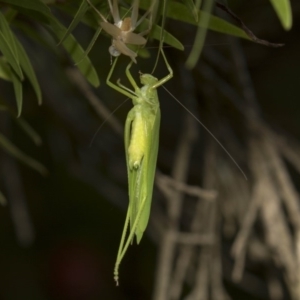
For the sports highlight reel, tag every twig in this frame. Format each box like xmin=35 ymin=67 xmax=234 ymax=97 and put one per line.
xmin=156 ymin=172 xmax=217 ymax=200
xmin=262 ymin=126 xmax=300 ymax=229
xmin=153 ymin=112 xmax=199 ymax=300
xmin=216 ymin=2 xmax=284 ymax=48
xmin=66 ymin=67 xmax=123 ymax=136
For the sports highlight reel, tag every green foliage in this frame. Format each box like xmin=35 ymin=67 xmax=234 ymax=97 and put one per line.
xmin=183 ymin=0 xmax=202 ymax=22
xmin=0 ymin=1 xmax=297 ymax=298
xmin=139 ymin=0 xmax=250 ymax=40
xmin=0 ymin=0 xmax=291 ymax=116
xmin=0 ymin=190 xmax=7 ymax=205
xmin=0 ymin=1 xmax=294 ymax=209
xmin=269 ymin=0 xmax=292 ymax=30
xmin=0 ymin=132 xmax=47 ymax=176
xmin=0 ymin=103 xmax=46 ymax=200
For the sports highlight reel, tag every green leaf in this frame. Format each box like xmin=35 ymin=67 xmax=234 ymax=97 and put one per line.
xmin=0 ymin=132 xmax=48 ymax=176
xmin=144 ymin=19 xmax=184 ymax=51
xmin=15 ymin=118 xmax=42 ymax=146
xmin=59 ymin=0 xmax=100 ymax=62
xmin=0 ymin=56 xmax=12 ymax=81
xmin=140 ymin=0 xmax=250 ymax=40
xmin=58 ymin=0 xmax=90 ymax=45
xmin=14 ymin=20 xmax=59 ymax=55
xmin=0 ymin=12 xmax=41 ymax=111
xmin=48 ymin=18 xmax=100 ymax=87
xmin=0 ymin=16 xmax=41 ymax=105
xmin=269 ymin=0 xmax=292 ymax=30
xmin=0 ymin=11 xmax=19 ymax=62
xmin=77 ymin=26 xmax=102 ymax=64
xmin=10 ymin=66 xmax=23 ymax=116
xmin=186 ymin=0 xmax=214 ymax=69
xmin=1 ymin=3 xmax=99 ymax=87
xmin=55 ymin=0 xmax=100 ymax=29
xmin=14 ymin=38 xmax=42 ymax=105
xmin=183 ymin=0 xmax=201 ymax=22
xmin=0 ymin=15 xmax=23 ymax=79
xmin=0 ymin=190 xmax=7 ymax=206
xmin=0 ymin=56 xmax=23 ymax=115
xmin=135 ymin=47 xmax=150 ymax=59
xmin=0 ymin=99 xmax=42 ymax=145
xmin=0 ymin=0 xmax=52 ymax=17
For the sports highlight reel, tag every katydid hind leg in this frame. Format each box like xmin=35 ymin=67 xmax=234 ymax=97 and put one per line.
xmin=106 ymin=57 xmax=137 ymax=99
xmin=118 ymin=191 xmax=148 ymax=260
xmin=114 ymin=207 xmax=131 ymax=285
xmin=114 ymin=110 xmax=137 ymax=285
xmin=151 ymin=50 xmax=173 ymax=89
xmin=114 ymin=188 xmax=148 ymax=283
xmin=117 ymin=79 xmax=136 ymax=96
xmin=126 ymin=61 xmax=139 ymax=91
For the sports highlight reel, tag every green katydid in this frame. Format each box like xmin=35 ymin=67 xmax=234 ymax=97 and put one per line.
xmin=106 ymin=49 xmax=172 ymax=285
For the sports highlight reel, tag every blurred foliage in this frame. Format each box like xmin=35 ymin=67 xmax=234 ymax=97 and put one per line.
xmin=0 ymin=0 xmax=298 ymax=299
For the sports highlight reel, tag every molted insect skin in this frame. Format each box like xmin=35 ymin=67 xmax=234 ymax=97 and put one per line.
xmin=109 ymin=44 xmax=120 ymax=57
xmin=86 ymin=0 xmax=153 ymax=64
xmin=120 ymin=17 xmax=132 ymax=31
xmin=128 ymin=109 xmax=146 ymax=169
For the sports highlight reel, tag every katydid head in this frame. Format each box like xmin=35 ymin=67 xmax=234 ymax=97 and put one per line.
xmin=140 ymin=74 xmax=158 ymax=86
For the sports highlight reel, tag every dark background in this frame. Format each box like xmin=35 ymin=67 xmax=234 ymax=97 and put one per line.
xmin=0 ymin=0 xmax=299 ymax=299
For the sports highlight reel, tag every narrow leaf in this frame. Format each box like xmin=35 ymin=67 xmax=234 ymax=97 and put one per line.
xmin=10 ymin=67 xmax=23 ymax=116
xmin=48 ymin=19 xmax=100 ymax=87
xmin=14 ymin=21 xmax=59 ymax=54
xmin=269 ymin=0 xmax=292 ymax=30
xmin=186 ymin=0 xmax=214 ymax=69
xmin=1 ymin=3 xmax=100 ymax=87
xmin=139 ymin=0 xmax=250 ymax=40
xmin=0 ymin=11 xmax=19 ymax=64
xmin=146 ymin=20 xmax=184 ymax=51
xmin=0 ymin=190 xmax=7 ymax=206
xmin=15 ymin=118 xmax=42 ymax=146
xmin=183 ymin=0 xmax=200 ymax=22
xmin=0 ymin=56 xmax=24 ymax=115
xmin=76 ymin=26 xmax=102 ymax=64
xmin=0 ymin=132 xmax=48 ymax=176
xmin=0 ymin=56 xmax=12 ymax=81
xmin=0 ymin=0 xmax=51 ymax=17
xmin=14 ymin=38 xmax=42 ymax=105
xmin=0 ymin=29 xmax=23 ymax=79
xmin=58 ymin=0 xmax=90 ymax=45
xmin=0 ymin=99 xmax=42 ymax=145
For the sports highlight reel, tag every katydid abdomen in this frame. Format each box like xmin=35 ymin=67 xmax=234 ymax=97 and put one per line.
xmin=128 ymin=108 xmax=146 ymax=169
xmin=127 ymin=103 xmax=160 ymax=244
